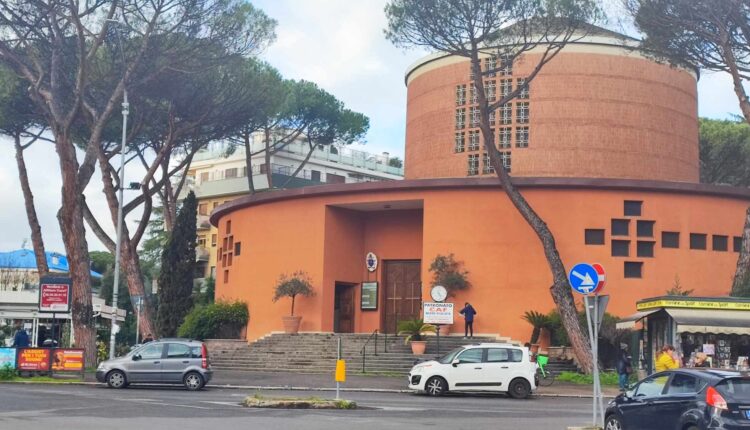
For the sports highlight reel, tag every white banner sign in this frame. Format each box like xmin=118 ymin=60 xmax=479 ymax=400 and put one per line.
xmin=423 ymin=302 xmax=454 ymax=325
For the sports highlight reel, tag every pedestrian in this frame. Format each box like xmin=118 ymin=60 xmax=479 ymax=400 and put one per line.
xmin=616 ymin=343 xmax=632 ymax=391
xmin=12 ymin=323 xmax=29 ymax=348
xmin=693 ymin=352 xmax=710 ymax=368
xmin=655 ymin=344 xmax=680 ymax=372
xmin=459 ymin=302 xmax=477 ymax=339
xmin=142 ymin=333 xmax=154 ymax=344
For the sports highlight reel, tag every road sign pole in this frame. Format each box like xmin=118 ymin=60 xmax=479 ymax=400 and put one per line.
xmin=336 ymin=337 xmax=341 ymax=400
xmin=584 ymin=295 xmax=596 ymax=427
xmin=593 ymin=294 xmax=602 ymax=427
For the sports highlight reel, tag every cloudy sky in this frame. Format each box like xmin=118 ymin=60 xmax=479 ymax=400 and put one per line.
xmin=0 ymin=0 xmax=744 ymax=254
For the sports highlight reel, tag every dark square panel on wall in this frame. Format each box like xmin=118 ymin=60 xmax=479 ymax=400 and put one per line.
xmin=624 ymin=200 xmax=642 ymax=216
xmin=662 ymin=232 xmax=679 ymax=248
xmin=690 ymin=233 xmax=707 ymax=250
xmin=637 ymin=241 xmax=655 ymax=258
xmin=735 ymin=236 xmax=743 ymax=253
xmin=585 ymin=229 xmax=605 ymax=245
xmin=713 ymin=235 xmax=728 ymax=252
xmin=612 ymin=240 xmax=630 ymax=257
xmin=624 ymin=262 xmax=643 ymax=278
xmin=637 ymin=220 xmax=655 ymax=237
xmin=612 ymin=219 xmax=630 ymax=236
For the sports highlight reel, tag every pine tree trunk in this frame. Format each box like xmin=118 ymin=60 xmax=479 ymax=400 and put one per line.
xmin=121 ymin=241 xmax=157 ymax=336
xmin=243 ymin=130 xmax=256 ymax=194
xmin=54 ymin=131 xmax=96 ymax=367
xmin=469 ymin=53 xmax=593 ymax=373
xmin=264 ymin=127 xmax=273 ymax=188
xmin=732 ymin=206 xmax=750 ymax=296
xmin=14 ymin=133 xmax=49 ymax=277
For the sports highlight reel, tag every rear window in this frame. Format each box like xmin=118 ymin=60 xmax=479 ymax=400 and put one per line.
xmin=716 ymin=378 xmax=750 ymax=399
xmin=190 ymin=346 xmax=203 ymax=359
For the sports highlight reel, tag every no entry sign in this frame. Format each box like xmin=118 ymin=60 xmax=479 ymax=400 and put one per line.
xmin=39 ymin=277 xmax=72 ymax=313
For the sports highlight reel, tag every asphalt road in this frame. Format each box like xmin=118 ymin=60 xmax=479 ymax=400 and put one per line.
xmin=0 ymin=383 xmax=594 ymax=430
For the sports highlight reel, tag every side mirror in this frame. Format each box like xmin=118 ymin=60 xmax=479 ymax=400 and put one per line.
xmin=452 ymin=358 xmax=460 ymax=367
xmin=132 ymin=354 xmax=141 ymax=361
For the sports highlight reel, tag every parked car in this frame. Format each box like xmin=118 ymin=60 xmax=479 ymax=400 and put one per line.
xmin=96 ymin=339 xmax=212 ymax=391
xmin=605 ymin=368 xmax=750 ymax=430
xmin=407 ymin=343 xmax=537 ymax=399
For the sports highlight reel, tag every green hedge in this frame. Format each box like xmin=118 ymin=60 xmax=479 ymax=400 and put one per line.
xmin=178 ymin=301 xmax=249 ymax=340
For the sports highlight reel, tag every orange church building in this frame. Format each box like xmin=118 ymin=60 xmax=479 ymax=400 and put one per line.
xmin=211 ymin=29 xmax=750 ymax=343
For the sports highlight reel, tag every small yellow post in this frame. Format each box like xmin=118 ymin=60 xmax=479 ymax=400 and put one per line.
xmin=335 ymin=359 xmax=346 ymax=383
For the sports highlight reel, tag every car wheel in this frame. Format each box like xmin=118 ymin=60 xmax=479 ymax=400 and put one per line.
xmin=508 ymin=378 xmax=531 ymax=399
xmin=183 ymin=371 xmax=204 ymax=391
xmin=425 ymin=376 xmax=447 ymax=396
xmin=605 ymin=414 xmax=624 ymax=430
xmin=106 ymin=370 xmax=127 ymax=389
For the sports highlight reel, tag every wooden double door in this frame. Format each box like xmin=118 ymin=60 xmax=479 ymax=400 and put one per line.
xmin=382 ymin=260 xmax=422 ymax=333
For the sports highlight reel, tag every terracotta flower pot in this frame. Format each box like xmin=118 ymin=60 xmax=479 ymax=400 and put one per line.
xmin=282 ymin=316 xmax=302 ymax=334
xmin=438 ymin=325 xmax=451 ymax=336
xmin=410 ymin=340 xmax=427 ymax=355
xmin=538 ymin=327 xmax=551 ymax=352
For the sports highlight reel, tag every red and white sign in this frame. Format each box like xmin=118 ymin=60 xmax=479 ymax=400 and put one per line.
xmin=592 ymin=263 xmax=606 ymax=294
xmin=423 ymin=302 xmax=454 ymax=325
xmin=39 ymin=283 xmax=71 ymax=312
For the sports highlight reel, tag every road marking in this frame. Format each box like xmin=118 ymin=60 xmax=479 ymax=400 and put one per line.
xmin=200 ymin=401 xmax=244 ymax=407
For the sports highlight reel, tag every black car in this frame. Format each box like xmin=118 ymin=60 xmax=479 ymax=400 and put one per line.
xmin=605 ymin=369 xmax=750 ymax=430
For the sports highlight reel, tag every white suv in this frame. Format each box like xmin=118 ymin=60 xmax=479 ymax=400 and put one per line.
xmin=407 ymin=343 xmax=537 ymax=399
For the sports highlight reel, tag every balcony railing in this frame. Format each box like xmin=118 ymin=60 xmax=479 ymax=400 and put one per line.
xmin=195 ymin=247 xmax=210 ymax=262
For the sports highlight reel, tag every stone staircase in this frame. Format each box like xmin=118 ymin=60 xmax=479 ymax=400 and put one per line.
xmin=209 ymin=333 xmax=523 ymax=375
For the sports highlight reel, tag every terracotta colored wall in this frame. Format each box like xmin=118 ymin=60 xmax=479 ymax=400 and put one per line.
xmin=405 ymin=51 xmax=698 ymax=182
xmin=217 ymin=185 xmax=747 ymax=343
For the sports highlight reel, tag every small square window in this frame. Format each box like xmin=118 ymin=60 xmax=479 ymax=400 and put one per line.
xmin=612 ymin=240 xmax=630 ymax=257
xmin=624 ymin=262 xmax=643 ymax=278
xmin=637 ymin=241 xmax=655 ymax=258
xmin=713 ymin=235 xmax=728 ymax=252
xmin=735 ymin=236 xmax=744 ymax=253
xmin=234 ymin=242 xmax=241 ymax=256
xmin=662 ymin=232 xmax=679 ymax=249
xmin=585 ymin=229 xmax=605 ymax=245
xmin=612 ymin=219 xmax=630 ymax=236
xmin=690 ymin=233 xmax=707 ymax=250
xmin=637 ymin=220 xmax=655 ymax=238
xmin=624 ymin=200 xmax=642 ymax=216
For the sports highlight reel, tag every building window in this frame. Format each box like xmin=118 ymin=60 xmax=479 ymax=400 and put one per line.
xmin=585 ymin=229 xmax=605 ymax=245
xmin=197 ymin=236 xmax=206 ymax=247
xmin=198 ymin=203 xmax=208 ymax=216
xmin=211 ymin=234 xmax=217 ymax=247
xmin=500 ymin=79 xmax=512 ymax=98
xmin=637 ymin=241 xmax=655 ymax=258
xmin=327 ymin=173 xmax=345 ymax=184
xmin=455 ymin=84 xmax=467 ymax=106
xmin=690 ymin=233 xmax=707 ymax=250
xmin=735 ymin=236 xmax=743 ymax=253
xmin=311 ymin=170 xmax=321 ymax=181
xmin=259 ymin=163 xmax=267 ymax=174
xmin=498 ymin=127 xmax=511 ymax=149
xmin=482 ymin=153 xmax=495 ymax=174
xmin=489 ymin=110 xmax=495 ymax=124
xmin=210 ymin=266 xmax=216 ymax=279
xmin=515 ymin=127 xmax=529 ymax=148
xmin=455 ymin=108 xmax=466 ymax=129
xmin=624 ymin=262 xmax=643 ymax=278
xmin=500 ymin=151 xmax=511 ymax=172
xmin=212 ymin=202 xmax=219 ymax=209
xmin=485 ymin=80 xmax=496 ymax=102
xmin=484 ymin=56 xmax=497 ymax=77
xmin=612 ymin=219 xmax=630 ymax=236
xmin=500 ymin=103 xmax=512 ymax=125
xmin=500 ymin=54 xmax=513 ymax=76
xmin=199 ymin=172 xmax=209 ymax=183
xmin=516 ymin=102 xmax=529 ymax=124
xmin=470 ymin=84 xmax=478 ymax=104
xmin=454 ymin=132 xmax=466 ymax=153
xmin=468 ymin=130 xmax=480 ymax=151
xmin=612 ymin=240 xmax=630 ymax=257
xmin=224 ymin=167 xmax=238 ymax=179
xmin=223 ymin=269 xmax=229 ymax=283
xmin=637 ymin=220 xmax=655 ymax=237
xmin=234 ymin=242 xmax=241 ymax=256
xmin=517 ymin=78 xmax=529 ymax=99
xmin=662 ymin=232 xmax=679 ymax=248
xmin=713 ymin=235 xmax=728 ymax=251
xmin=624 ymin=200 xmax=642 ymax=216
xmin=226 ymin=220 xmax=232 ymax=235
xmin=467 ymin=154 xmax=479 ymax=176
xmin=470 ymin=106 xmax=480 ymax=127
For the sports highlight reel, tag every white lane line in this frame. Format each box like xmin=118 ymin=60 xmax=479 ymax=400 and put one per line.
xmin=200 ymin=401 xmax=244 ymax=407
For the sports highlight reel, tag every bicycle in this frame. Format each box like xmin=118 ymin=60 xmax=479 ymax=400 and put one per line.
xmin=536 ymin=354 xmax=556 ymax=387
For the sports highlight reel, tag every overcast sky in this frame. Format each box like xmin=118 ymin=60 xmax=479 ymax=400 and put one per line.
xmin=0 ymin=0 xmax=744 ymax=254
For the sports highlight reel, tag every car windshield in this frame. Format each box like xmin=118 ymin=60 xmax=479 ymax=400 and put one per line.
xmin=716 ymin=377 xmax=750 ymax=400
xmin=437 ymin=347 xmax=464 ymax=364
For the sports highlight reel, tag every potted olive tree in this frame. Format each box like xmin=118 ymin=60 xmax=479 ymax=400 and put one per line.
xmin=429 ymin=254 xmax=471 ymax=335
xmin=273 ymin=271 xmax=315 ymax=334
xmin=397 ymin=318 xmax=436 ymax=355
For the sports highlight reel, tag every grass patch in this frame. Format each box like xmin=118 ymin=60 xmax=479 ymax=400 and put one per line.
xmin=555 ymin=371 xmax=625 ymax=386
xmin=243 ymin=394 xmax=356 ymax=409
xmin=0 ymin=375 xmax=83 ymax=384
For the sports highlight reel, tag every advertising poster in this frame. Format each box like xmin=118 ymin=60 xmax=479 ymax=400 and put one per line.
xmin=51 ymin=349 xmax=84 ymax=372
xmin=17 ymin=348 xmax=51 ymax=371
xmin=0 ymin=348 xmax=15 ymax=368
xmin=423 ymin=302 xmax=454 ymax=325
xmin=360 ymin=282 xmax=378 ymax=310
xmin=39 ymin=282 xmax=71 ymax=313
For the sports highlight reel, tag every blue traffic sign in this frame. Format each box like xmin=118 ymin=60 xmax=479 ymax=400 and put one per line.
xmin=569 ymin=263 xmax=600 ymax=295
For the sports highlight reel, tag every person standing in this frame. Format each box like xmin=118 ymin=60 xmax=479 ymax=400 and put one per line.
xmin=142 ymin=333 xmax=154 ymax=344
xmin=655 ymin=344 xmax=680 ymax=372
xmin=12 ymin=323 xmax=29 ymax=348
xmin=459 ymin=302 xmax=477 ymax=339
xmin=616 ymin=344 xmax=632 ymax=391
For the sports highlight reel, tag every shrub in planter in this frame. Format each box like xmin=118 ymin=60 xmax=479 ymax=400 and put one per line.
xmin=178 ymin=301 xmax=249 ymax=340
xmin=273 ymin=271 xmax=315 ymax=333
xmin=397 ymin=318 xmax=436 ymax=355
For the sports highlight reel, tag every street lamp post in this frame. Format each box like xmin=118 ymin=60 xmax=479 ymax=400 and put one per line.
xmin=108 ymin=19 xmax=130 ymax=360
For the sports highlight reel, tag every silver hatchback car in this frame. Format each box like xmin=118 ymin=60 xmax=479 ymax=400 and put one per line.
xmin=96 ymin=339 xmax=213 ymax=391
